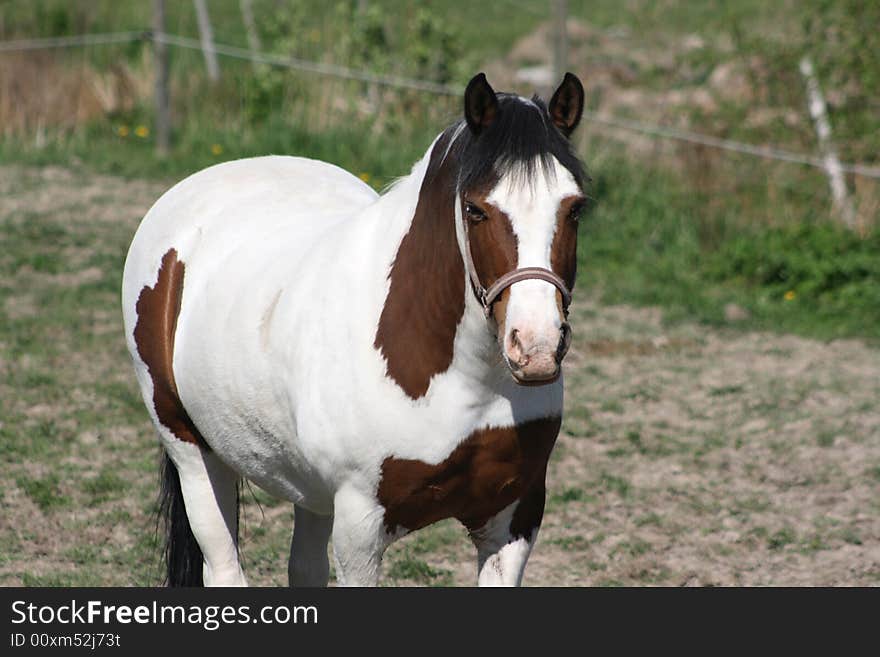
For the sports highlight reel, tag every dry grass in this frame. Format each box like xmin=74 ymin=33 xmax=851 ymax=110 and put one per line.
xmin=0 ymin=52 xmax=147 ymax=138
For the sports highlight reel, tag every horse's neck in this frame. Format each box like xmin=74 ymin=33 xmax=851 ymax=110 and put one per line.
xmin=370 ymin=129 xmax=500 ymax=399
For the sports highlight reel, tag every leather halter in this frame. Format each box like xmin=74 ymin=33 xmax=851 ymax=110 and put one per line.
xmin=461 ymin=209 xmax=572 ymax=319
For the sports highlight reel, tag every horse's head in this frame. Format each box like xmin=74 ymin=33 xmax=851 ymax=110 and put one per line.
xmin=454 ymin=73 xmax=587 ymax=385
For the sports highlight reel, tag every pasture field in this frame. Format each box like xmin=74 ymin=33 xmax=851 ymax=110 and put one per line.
xmin=1 ymin=164 xmax=878 ymax=586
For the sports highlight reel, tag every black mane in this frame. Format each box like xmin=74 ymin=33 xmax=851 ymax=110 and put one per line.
xmin=447 ymin=93 xmax=588 ymax=193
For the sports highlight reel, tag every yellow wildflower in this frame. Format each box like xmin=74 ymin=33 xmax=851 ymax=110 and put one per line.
xmin=134 ymin=125 xmax=149 ymax=138
xmin=358 ymin=172 xmax=371 ymax=183
xmin=784 ymin=290 xmax=796 ymax=301
xmin=211 ymin=144 xmax=223 ymax=156
xmin=117 ymin=125 xmax=130 ymax=137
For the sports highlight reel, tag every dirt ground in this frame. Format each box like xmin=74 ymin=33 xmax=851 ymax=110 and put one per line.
xmin=0 ymin=164 xmax=878 ymax=586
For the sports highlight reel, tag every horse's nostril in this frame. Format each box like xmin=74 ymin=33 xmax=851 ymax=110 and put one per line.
xmin=506 ymin=328 xmax=528 ymax=366
xmin=509 ymin=328 xmax=521 ymax=349
xmin=556 ymin=322 xmax=572 ymax=363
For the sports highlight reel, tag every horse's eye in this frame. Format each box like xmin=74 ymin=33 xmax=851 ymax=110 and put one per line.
xmin=568 ymin=201 xmax=586 ymax=222
xmin=464 ymin=202 xmax=487 ymax=222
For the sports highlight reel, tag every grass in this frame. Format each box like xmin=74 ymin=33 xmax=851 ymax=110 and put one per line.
xmin=551 ymin=487 xmax=589 ymax=504
xmin=550 ymin=535 xmax=591 ymax=551
xmin=15 ymin=474 xmax=70 ymax=511
xmin=385 ymin=551 xmax=453 ymax=586
xmin=767 ymin=527 xmax=797 ymax=551
xmin=81 ymin=469 xmax=129 ymax=506
xmin=598 ymin=472 xmax=631 ymax=498
xmin=579 ymin=156 xmax=880 ymax=342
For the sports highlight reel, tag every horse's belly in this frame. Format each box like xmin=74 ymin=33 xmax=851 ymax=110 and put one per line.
xmin=207 ymin=423 xmax=335 ymax=513
xmin=169 ymin=265 xmax=340 ymax=512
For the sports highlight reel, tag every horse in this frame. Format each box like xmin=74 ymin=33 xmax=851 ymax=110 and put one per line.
xmin=121 ymin=72 xmax=588 ymax=586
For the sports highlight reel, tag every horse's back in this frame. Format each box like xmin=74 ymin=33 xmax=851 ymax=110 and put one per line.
xmin=125 ymin=155 xmax=374 ymax=265
xmin=122 ymin=155 xmax=375 ymax=328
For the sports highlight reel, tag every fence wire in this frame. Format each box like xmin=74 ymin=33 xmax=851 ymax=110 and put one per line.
xmin=0 ymin=30 xmax=878 ymax=180
xmin=0 ymin=31 xmax=147 ymax=52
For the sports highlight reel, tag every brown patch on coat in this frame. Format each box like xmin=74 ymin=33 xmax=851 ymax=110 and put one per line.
xmin=551 ymin=194 xmax=582 ymax=292
xmin=133 ymin=248 xmax=208 ymax=449
xmin=463 ymin=191 xmax=518 ymax=291
xmin=462 ymin=190 xmax=519 ymax=329
xmin=377 ymin=416 xmax=560 ymax=535
xmin=492 ymin=289 xmax=512 ymax=342
xmin=509 ymin=463 xmax=548 ymax=540
xmin=374 ymin=130 xmax=465 ymax=399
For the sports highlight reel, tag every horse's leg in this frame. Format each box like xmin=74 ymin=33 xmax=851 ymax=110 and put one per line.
xmin=288 ymin=505 xmax=333 ymax=587
xmin=468 ymin=476 xmax=547 ymax=587
xmin=165 ymin=441 xmax=247 ymax=586
xmin=330 ymin=484 xmax=387 ymax=586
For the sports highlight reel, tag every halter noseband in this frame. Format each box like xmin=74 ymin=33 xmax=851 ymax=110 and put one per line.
xmin=461 ymin=210 xmax=572 ymax=319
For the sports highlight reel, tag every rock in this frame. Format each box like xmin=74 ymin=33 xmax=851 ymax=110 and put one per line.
xmin=709 ymin=61 xmax=754 ymax=103
xmin=515 ymin=65 xmax=554 ymax=87
xmin=724 ymin=303 xmax=750 ymax=322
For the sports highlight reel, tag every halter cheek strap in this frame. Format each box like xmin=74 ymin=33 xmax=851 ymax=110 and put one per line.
xmin=461 ymin=213 xmax=572 ymax=319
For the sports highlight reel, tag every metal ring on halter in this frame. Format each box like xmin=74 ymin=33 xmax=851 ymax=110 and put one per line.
xmin=461 ymin=212 xmax=572 ymax=319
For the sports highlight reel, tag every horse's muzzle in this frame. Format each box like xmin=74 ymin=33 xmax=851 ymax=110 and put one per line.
xmin=503 ymin=322 xmax=571 ymax=385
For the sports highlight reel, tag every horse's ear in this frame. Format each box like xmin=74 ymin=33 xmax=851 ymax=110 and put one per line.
xmin=549 ymin=72 xmax=584 ymax=137
xmin=464 ymin=73 xmax=499 ymax=135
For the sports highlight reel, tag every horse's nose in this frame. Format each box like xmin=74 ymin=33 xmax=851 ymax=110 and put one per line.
xmin=504 ymin=326 xmax=565 ymax=384
xmin=556 ymin=321 xmax=572 ymax=363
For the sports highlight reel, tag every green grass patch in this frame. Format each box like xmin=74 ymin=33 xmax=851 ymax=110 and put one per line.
xmin=710 ymin=385 xmax=745 ymax=397
xmin=16 ymin=474 xmax=70 ymax=511
xmin=767 ymin=527 xmax=797 ymax=550
xmin=581 ymin=157 xmax=880 ymax=342
xmin=634 ymin=513 xmax=664 ymax=528
xmin=63 ymin=545 xmax=102 ymax=565
xmin=562 ymin=404 xmax=597 ymax=439
xmin=81 ymin=469 xmax=129 ymax=505
xmin=550 ymin=535 xmax=591 ymax=551
xmin=600 ymin=399 xmax=624 ymax=414
xmin=598 ymin=472 xmax=631 ymax=498
xmin=386 ymin=553 xmax=452 ymax=586
xmin=799 ymin=533 xmax=829 ymax=554
xmin=407 ymin=520 xmax=462 ymax=555
xmin=611 ymin=538 xmax=652 ymax=558
xmin=551 ymin=487 xmax=588 ymax=504
xmin=839 ymin=528 xmax=862 ymax=546
xmin=21 ymin=570 xmax=102 ymax=587
xmin=816 ymin=428 xmax=838 ymax=448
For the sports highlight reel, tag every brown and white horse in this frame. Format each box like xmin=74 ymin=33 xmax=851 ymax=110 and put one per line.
xmin=122 ymin=72 xmax=588 ymax=586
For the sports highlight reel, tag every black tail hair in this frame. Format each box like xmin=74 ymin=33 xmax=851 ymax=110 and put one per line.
xmin=158 ymin=451 xmax=204 ymax=586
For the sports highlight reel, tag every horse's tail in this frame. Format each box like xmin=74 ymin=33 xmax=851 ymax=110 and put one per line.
xmin=158 ymin=451 xmax=204 ymax=587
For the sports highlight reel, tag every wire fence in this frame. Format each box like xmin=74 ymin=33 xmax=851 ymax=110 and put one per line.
xmin=0 ymin=31 xmax=148 ymax=52
xmin=1 ymin=29 xmax=879 ymax=181
xmin=152 ymin=32 xmax=460 ymax=96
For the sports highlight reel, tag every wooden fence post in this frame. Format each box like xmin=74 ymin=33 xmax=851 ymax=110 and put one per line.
xmin=194 ymin=0 xmax=220 ymax=81
xmin=239 ymin=0 xmax=261 ymax=54
xmin=153 ymin=0 xmax=170 ymax=156
xmin=799 ymin=56 xmax=856 ymax=228
xmin=553 ymin=0 xmax=568 ymax=84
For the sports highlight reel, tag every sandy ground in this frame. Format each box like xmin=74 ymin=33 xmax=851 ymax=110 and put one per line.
xmin=0 ymin=164 xmax=878 ymax=586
